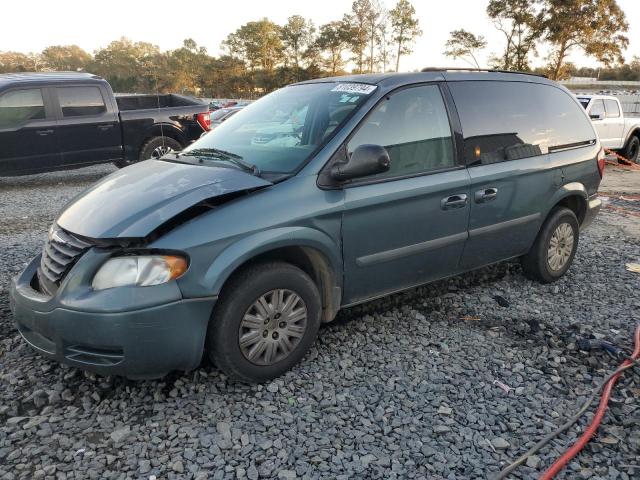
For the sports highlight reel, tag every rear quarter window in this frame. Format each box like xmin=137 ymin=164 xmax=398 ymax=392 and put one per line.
xmin=448 ymin=81 xmax=596 ymax=165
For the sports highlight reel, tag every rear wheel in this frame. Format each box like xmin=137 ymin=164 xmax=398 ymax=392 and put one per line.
xmin=114 ymin=136 xmax=182 ymax=168
xmin=521 ymin=207 xmax=579 ymax=283
xmin=624 ymin=135 xmax=639 ymax=164
xmin=207 ymin=262 xmax=321 ymax=383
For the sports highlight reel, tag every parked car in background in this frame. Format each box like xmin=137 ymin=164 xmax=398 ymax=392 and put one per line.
xmin=210 ymin=106 xmax=243 ymax=129
xmin=577 ymin=94 xmax=640 ymax=163
xmin=0 ymin=72 xmax=210 ymax=176
xmin=11 ymin=70 xmax=603 ymax=382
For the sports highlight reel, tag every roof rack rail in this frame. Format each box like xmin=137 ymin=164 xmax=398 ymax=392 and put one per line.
xmin=420 ymin=67 xmax=548 ymax=79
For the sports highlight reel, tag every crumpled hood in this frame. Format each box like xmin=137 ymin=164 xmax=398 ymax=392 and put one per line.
xmin=56 ymin=159 xmax=272 ymax=239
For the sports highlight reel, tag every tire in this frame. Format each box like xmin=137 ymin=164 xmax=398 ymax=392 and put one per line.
xmin=624 ymin=135 xmax=640 ymax=164
xmin=521 ymin=207 xmax=579 ymax=283
xmin=114 ymin=136 xmax=182 ymax=168
xmin=207 ymin=262 xmax=322 ymax=383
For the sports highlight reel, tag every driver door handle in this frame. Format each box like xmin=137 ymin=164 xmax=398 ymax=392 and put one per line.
xmin=36 ymin=129 xmax=54 ymax=136
xmin=441 ymin=194 xmax=468 ymax=210
xmin=475 ymin=187 xmax=498 ymax=203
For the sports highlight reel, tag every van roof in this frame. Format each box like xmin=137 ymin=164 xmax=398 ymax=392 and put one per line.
xmin=296 ymin=70 xmax=556 ymax=89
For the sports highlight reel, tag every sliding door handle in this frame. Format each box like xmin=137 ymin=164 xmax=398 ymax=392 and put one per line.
xmin=475 ymin=187 xmax=498 ymax=203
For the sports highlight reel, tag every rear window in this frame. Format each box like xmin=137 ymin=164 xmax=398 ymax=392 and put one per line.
xmin=449 ymin=81 xmax=596 ymax=165
xmin=0 ymin=89 xmax=45 ymax=128
xmin=57 ymin=86 xmax=106 ymax=117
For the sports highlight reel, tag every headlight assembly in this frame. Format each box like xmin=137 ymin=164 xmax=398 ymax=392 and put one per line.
xmin=92 ymin=255 xmax=188 ymax=291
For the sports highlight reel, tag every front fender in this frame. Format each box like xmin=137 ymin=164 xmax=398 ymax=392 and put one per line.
xmin=203 ymin=226 xmax=342 ymax=296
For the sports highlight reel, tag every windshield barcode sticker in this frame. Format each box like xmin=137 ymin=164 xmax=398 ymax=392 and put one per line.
xmin=331 ymin=83 xmax=377 ymax=95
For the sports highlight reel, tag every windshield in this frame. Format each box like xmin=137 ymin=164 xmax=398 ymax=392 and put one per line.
xmin=180 ymin=82 xmax=376 ymax=174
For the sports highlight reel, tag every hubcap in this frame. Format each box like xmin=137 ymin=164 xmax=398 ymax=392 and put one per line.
xmin=151 ymin=145 xmax=173 ymax=159
xmin=238 ymin=289 xmax=307 ymax=366
xmin=547 ymin=223 xmax=574 ymax=271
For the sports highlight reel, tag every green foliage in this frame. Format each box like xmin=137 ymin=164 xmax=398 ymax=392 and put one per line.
xmin=443 ymin=30 xmax=487 ymax=68
xmin=41 ymin=45 xmax=92 ymax=72
xmin=1 ymin=0 xmax=633 ymax=97
xmin=540 ymin=0 xmax=629 ymax=80
xmin=315 ymin=21 xmax=351 ymax=75
xmin=486 ymin=0 xmax=542 ymax=71
xmin=0 ymin=51 xmax=42 ymax=73
xmin=281 ymin=15 xmax=317 ymax=78
xmin=389 ymin=0 xmax=421 ymax=71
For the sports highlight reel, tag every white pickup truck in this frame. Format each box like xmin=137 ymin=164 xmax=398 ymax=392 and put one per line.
xmin=576 ymin=94 xmax=640 ymax=163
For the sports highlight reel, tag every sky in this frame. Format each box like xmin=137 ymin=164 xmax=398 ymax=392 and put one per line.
xmin=1 ymin=0 xmax=638 ymax=71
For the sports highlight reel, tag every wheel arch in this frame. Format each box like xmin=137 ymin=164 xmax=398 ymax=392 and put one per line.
xmin=139 ymin=124 xmax=187 ymax=157
xmin=545 ymin=183 xmax=588 ymax=226
xmin=624 ymin=126 xmax=640 ymax=147
xmin=205 ymin=228 xmax=343 ymax=323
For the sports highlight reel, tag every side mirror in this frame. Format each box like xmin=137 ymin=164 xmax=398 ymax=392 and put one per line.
xmin=590 ymin=112 xmax=605 ymax=120
xmin=330 ymin=144 xmax=390 ymax=181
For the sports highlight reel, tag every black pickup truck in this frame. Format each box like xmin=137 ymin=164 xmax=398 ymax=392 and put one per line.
xmin=0 ymin=72 xmax=210 ymax=176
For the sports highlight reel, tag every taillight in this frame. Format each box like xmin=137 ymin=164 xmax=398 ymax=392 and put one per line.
xmin=196 ymin=112 xmax=211 ymax=131
xmin=597 ymin=147 xmax=605 ymax=178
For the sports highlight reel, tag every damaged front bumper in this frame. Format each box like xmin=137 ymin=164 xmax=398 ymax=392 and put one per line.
xmin=10 ymin=251 xmax=216 ymax=380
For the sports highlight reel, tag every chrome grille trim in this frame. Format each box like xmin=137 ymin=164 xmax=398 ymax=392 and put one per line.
xmin=38 ymin=225 xmax=91 ymax=293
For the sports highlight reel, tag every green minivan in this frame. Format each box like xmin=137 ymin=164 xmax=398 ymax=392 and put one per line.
xmin=11 ymin=70 xmax=603 ymax=382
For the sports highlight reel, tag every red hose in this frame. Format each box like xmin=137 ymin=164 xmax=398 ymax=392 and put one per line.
xmin=540 ymin=324 xmax=640 ymax=479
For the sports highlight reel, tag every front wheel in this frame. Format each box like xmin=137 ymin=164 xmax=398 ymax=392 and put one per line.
xmin=207 ymin=262 xmax=322 ymax=383
xmin=521 ymin=207 xmax=579 ymax=283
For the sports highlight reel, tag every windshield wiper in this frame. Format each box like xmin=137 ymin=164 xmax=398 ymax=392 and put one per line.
xmin=179 ymin=148 xmax=261 ymax=176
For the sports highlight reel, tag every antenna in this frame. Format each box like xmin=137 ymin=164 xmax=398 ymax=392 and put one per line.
xmin=154 ymin=69 xmax=166 ymax=155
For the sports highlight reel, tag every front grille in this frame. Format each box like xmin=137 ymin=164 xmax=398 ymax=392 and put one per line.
xmin=37 ymin=225 xmax=91 ymax=295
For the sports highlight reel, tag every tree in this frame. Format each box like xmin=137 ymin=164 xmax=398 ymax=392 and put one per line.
xmin=168 ymin=39 xmax=209 ymax=94
xmin=345 ymin=0 xmax=372 ymax=73
xmin=389 ymin=0 xmax=421 ymax=72
xmin=443 ymin=29 xmax=487 ymax=68
xmin=41 ymin=45 xmax=91 ymax=72
xmin=487 ymin=0 xmax=542 ymax=71
xmin=365 ymin=0 xmax=383 ymax=72
xmin=223 ymin=19 xmax=283 ymax=73
xmin=281 ymin=15 xmax=316 ymax=79
xmin=91 ymin=37 xmax=163 ymax=92
xmin=377 ymin=14 xmax=392 ymax=72
xmin=0 ymin=52 xmax=43 ymax=73
xmin=315 ymin=21 xmax=350 ymax=75
xmin=541 ymin=0 xmax=628 ymax=80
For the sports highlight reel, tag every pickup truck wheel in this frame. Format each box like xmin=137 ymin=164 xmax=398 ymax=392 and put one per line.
xmin=624 ymin=135 xmax=640 ymax=163
xmin=521 ymin=207 xmax=579 ymax=283
xmin=207 ymin=262 xmax=321 ymax=383
xmin=140 ymin=136 xmax=183 ymax=161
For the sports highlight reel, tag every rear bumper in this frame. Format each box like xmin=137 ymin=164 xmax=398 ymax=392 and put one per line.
xmin=581 ymin=194 xmax=602 ymax=230
xmin=10 ymin=254 xmax=216 ymax=380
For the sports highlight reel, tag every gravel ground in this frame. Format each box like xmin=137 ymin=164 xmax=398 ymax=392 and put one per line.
xmin=1 ymin=164 xmax=639 ymax=480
